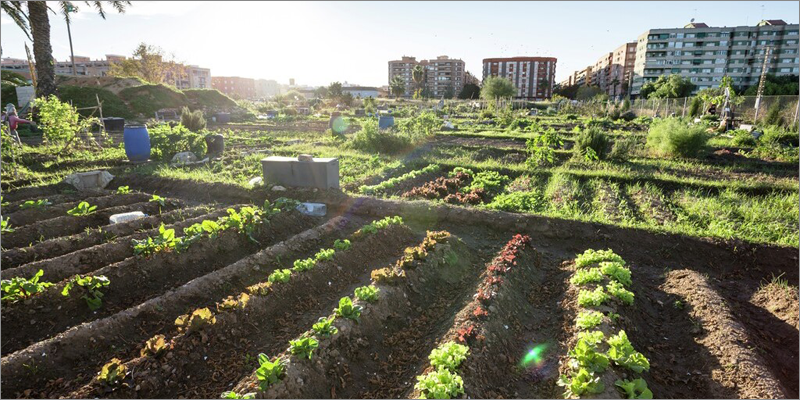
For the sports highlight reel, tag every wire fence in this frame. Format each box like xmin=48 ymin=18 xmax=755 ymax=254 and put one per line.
xmin=625 ymin=95 xmax=799 ymax=123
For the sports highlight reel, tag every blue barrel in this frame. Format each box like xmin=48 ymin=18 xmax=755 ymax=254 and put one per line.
xmin=378 ymin=115 xmax=395 ymax=129
xmin=123 ymin=125 xmax=151 ymax=162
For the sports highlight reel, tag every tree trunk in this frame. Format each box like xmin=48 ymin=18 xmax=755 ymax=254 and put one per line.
xmin=28 ymin=1 xmax=57 ymax=98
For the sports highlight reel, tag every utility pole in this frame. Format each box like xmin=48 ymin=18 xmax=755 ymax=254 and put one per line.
xmin=65 ymin=3 xmax=78 ymax=76
xmin=753 ymin=46 xmax=771 ymax=122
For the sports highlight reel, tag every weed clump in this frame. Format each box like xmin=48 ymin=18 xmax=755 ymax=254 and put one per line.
xmin=646 ymin=118 xmax=708 ymax=158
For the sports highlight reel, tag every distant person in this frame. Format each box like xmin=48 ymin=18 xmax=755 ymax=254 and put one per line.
xmin=2 ymin=104 xmax=34 ymax=145
xmin=707 ymin=103 xmax=717 ymax=116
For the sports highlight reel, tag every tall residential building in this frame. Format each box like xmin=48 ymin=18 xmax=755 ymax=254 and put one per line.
xmin=255 ymin=79 xmax=280 ymax=98
xmin=1 ymin=55 xmax=212 ymax=89
xmin=482 ymin=57 xmax=557 ymax=100
xmin=589 ymin=42 xmax=637 ymax=98
xmin=631 ymin=19 xmax=800 ymax=96
xmin=212 ymin=76 xmax=256 ymax=100
xmin=388 ymin=55 xmax=465 ymax=98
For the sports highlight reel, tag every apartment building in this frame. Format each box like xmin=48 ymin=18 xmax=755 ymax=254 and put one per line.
xmin=631 ymin=19 xmax=800 ymax=96
xmin=482 ymin=57 xmax=557 ymax=100
xmin=387 ymin=55 xmax=465 ymax=97
xmin=572 ymin=66 xmax=593 ymax=87
xmin=187 ymin=66 xmax=211 ymax=89
xmin=589 ymin=42 xmax=637 ymax=98
xmin=255 ymin=79 xmax=280 ymax=98
xmin=1 ymin=55 xmax=212 ymax=89
xmin=212 ymin=76 xmax=256 ymax=100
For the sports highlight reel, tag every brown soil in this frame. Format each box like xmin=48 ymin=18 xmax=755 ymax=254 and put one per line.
xmin=662 ymin=270 xmax=788 ymax=398
xmin=0 ymin=217 xmax=348 ymax=399
xmin=1 ymin=206 xmax=211 ymax=269
xmin=2 ymin=199 xmax=183 ymax=249
xmin=1 ymin=207 xmax=231 ymax=282
xmin=4 ymin=193 xmax=151 ymax=227
xmin=751 ymin=283 xmax=799 ymax=329
xmin=69 ymin=224 xmax=417 ymax=399
xmin=231 ymin=234 xmax=482 ymax=399
xmin=1 ymin=211 xmax=318 ymax=357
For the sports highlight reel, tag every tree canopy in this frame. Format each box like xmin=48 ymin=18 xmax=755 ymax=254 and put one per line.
xmin=481 ymin=76 xmax=516 ymax=100
xmin=743 ymin=74 xmax=799 ymax=96
xmin=640 ymin=75 xmax=696 ymax=99
xmin=458 ymin=83 xmax=481 ymax=99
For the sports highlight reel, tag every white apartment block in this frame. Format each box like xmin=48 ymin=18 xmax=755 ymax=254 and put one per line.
xmin=482 ymin=57 xmax=557 ymax=100
xmin=632 ymin=20 xmax=799 ymax=96
xmin=388 ymin=55 xmax=465 ymax=98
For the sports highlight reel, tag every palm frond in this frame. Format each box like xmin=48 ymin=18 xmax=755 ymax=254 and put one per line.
xmin=0 ymin=1 xmax=31 ymax=40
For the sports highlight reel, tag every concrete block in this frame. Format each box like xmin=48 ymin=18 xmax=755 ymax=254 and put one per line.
xmin=64 ymin=170 xmax=114 ymax=191
xmin=261 ymin=156 xmax=339 ymax=189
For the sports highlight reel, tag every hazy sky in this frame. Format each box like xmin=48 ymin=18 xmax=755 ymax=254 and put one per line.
xmin=1 ymin=1 xmax=798 ymax=87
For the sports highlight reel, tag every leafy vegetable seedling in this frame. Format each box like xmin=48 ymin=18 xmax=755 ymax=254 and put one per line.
xmin=429 ymin=342 xmax=469 ymax=372
xmin=255 ymin=353 xmax=285 ymax=390
xmin=354 ymin=285 xmax=380 ymax=303
xmin=67 ymin=201 xmax=97 ymax=216
xmin=116 ymin=186 xmax=131 ymax=194
xmin=314 ymin=248 xmax=335 ymax=262
xmin=268 ymin=269 xmax=292 ymax=283
xmin=1 ymin=217 xmax=13 ymax=233
xmin=333 ymin=239 xmax=351 ymax=251
xmin=335 ymin=296 xmax=362 ymax=322
xmin=414 ymin=368 xmax=465 ymax=399
xmin=289 ymin=336 xmax=319 ymax=359
xmin=61 ymin=275 xmax=110 ymax=310
xmin=175 ymin=307 xmax=216 ymax=333
xmin=140 ymin=334 xmax=168 ymax=357
xmin=98 ymin=358 xmax=127 ymax=386
xmin=312 ymin=316 xmax=338 ymax=338
xmin=1 ymin=269 xmax=53 ymax=302
xmin=19 ymin=199 xmax=51 ymax=210
xmin=292 ymin=258 xmax=316 ymax=272
xmin=615 ymin=378 xmax=654 ymax=399
xmin=221 ymin=391 xmax=256 ymax=399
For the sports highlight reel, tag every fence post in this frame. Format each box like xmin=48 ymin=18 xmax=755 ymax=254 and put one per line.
xmin=682 ymin=97 xmax=687 ymax=118
xmin=794 ymin=97 xmax=799 ymax=124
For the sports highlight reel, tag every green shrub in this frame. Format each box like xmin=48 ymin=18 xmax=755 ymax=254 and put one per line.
xmin=688 ymin=97 xmax=702 ymax=117
xmin=34 ymin=95 xmax=96 ymax=144
xmin=148 ymin=123 xmax=207 ymax=160
xmin=486 ymin=190 xmax=545 ymax=212
xmin=763 ymin=99 xmax=784 ymax=127
xmin=118 ymin=84 xmax=189 ymax=117
xmin=351 ymin=118 xmax=411 ymax=154
xmin=480 ymin=109 xmax=495 ymax=119
xmin=574 ymin=127 xmax=610 ymax=160
xmin=180 ymin=106 xmax=207 ymax=132
xmin=609 ymin=135 xmax=638 ymax=162
xmin=731 ymin=129 xmax=756 ymax=147
xmin=58 ymin=85 xmax=134 ymax=119
xmin=462 ymin=171 xmax=510 ymax=195
xmin=646 ymin=118 xmax=708 ymax=158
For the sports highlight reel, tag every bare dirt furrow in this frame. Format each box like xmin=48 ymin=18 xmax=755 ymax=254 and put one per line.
xmin=0 ymin=217 xmax=346 ymax=399
xmin=3 ymin=193 xmax=152 ymax=227
xmin=1 ymin=206 xmax=210 ymax=269
xmin=1 ymin=211 xmax=319 ymax=357
xmin=1 ymin=199 xmax=183 ymax=249
xmin=68 ymin=224 xmax=418 ymax=399
xmin=662 ymin=269 xmax=788 ymax=399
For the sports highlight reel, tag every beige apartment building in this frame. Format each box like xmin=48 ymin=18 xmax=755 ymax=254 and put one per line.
xmin=388 ymin=55 xmax=465 ymax=97
xmin=482 ymin=57 xmax=557 ymax=100
xmin=591 ymin=42 xmax=637 ymax=98
xmin=631 ymin=19 xmax=800 ymax=96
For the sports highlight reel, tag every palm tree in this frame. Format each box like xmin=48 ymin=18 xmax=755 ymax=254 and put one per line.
xmin=1 ymin=1 xmax=130 ymax=98
xmin=389 ymin=76 xmax=405 ymax=98
xmin=411 ymin=64 xmax=425 ymax=97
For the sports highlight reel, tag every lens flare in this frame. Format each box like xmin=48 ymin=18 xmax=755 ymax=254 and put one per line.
xmin=331 ymin=116 xmax=349 ymax=134
xmin=520 ymin=343 xmax=549 ymax=369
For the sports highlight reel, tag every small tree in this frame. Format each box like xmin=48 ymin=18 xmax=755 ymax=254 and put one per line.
xmin=481 ymin=76 xmax=516 ymax=100
xmin=109 ymin=43 xmax=186 ymax=85
xmin=34 ymin=95 xmax=96 ymax=145
xmin=389 ymin=76 xmax=406 ymax=98
xmin=180 ymin=107 xmax=206 ymax=132
xmin=458 ymin=83 xmax=480 ymax=99
xmin=443 ymin=84 xmax=455 ymax=99
xmin=328 ymin=82 xmax=343 ymax=99
xmin=575 ymin=86 xmax=605 ymax=101
xmin=640 ymin=75 xmax=695 ymax=99
xmin=412 ymin=65 xmax=426 ymax=93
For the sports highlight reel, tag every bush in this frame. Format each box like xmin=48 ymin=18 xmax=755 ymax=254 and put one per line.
xmin=58 ymin=85 xmax=133 ymax=119
xmin=33 ymin=95 xmax=96 ymax=144
xmin=646 ymin=118 xmax=708 ymax=158
xmin=118 ymin=84 xmax=189 ymax=117
xmin=618 ymin=111 xmax=636 ymax=122
xmin=480 ymin=109 xmax=495 ymax=119
xmin=148 ymin=123 xmax=207 ymax=160
xmin=609 ymin=135 xmax=638 ymax=162
xmin=731 ymin=129 xmax=756 ymax=147
xmin=688 ymin=97 xmax=702 ymax=117
xmin=180 ymin=107 xmax=207 ymax=132
xmin=351 ymin=118 xmax=411 ymax=154
xmin=574 ymin=127 xmax=610 ymax=160
xmin=763 ymin=99 xmax=784 ymax=127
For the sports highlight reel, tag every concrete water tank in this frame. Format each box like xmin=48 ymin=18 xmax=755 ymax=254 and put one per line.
xmin=261 ymin=156 xmax=339 ymax=189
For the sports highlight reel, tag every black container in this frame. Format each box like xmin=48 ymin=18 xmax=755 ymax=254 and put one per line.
xmin=103 ymin=117 xmax=125 ymax=132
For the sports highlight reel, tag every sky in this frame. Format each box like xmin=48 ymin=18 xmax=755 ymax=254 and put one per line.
xmin=1 ymin=1 xmax=798 ymax=87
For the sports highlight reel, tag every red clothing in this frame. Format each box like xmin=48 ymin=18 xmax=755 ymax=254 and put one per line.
xmin=6 ymin=115 xmax=32 ymax=130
